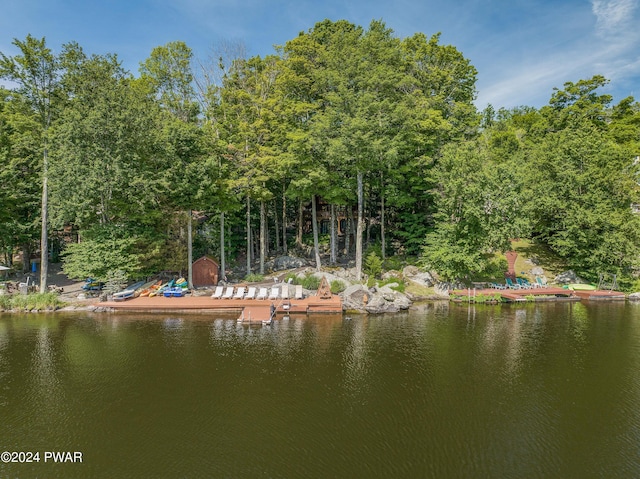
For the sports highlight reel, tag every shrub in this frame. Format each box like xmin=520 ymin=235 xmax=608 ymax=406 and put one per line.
xmin=475 ymin=294 xmax=488 ymax=304
xmin=0 ymin=295 xmax=10 ymax=310
xmin=301 ymin=275 xmax=320 ymax=290
xmin=103 ymin=269 xmax=128 ymax=295
xmin=383 ymin=255 xmax=404 ymax=271
xmin=364 ymin=251 xmax=383 ymax=279
xmin=330 ymin=280 xmax=346 ymax=294
xmin=62 ymin=224 xmax=161 ymax=281
xmin=244 ymin=273 xmax=265 ymax=283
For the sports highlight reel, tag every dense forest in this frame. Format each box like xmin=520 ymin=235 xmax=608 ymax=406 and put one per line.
xmin=1 ymin=19 xmax=639 ymax=292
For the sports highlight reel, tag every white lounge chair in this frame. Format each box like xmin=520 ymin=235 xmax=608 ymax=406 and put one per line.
xmin=221 ymin=286 xmax=234 ymax=299
xmin=211 ymin=286 xmax=224 ymax=299
xmin=233 ymin=286 xmax=246 ymax=299
xmin=257 ymin=287 xmax=268 ymax=300
xmin=294 ymin=284 xmax=303 ymax=299
xmin=269 ymin=287 xmax=279 ymax=300
xmin=245 ymin=286 xmax=257 ymax=300
xmin=535 ymin=277 xmax=548 ymax=288
xmin=281 ymin=285 xmax=290 ymax=300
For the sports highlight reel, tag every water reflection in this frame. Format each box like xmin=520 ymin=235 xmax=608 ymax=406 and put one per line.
xmin=1 ymin=304 xmax=640 ymax=478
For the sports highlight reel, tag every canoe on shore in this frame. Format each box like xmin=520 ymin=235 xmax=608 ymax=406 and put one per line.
xmin=565 ymin=284 xmax=597 ymax=291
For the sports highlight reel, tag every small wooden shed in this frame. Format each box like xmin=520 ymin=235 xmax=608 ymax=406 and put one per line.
xmin=192 ymin=256 xmax=220 ymax=287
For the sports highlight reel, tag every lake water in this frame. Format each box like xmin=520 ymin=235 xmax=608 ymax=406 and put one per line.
xmin=1 ymin=301 xmax=640 ymax=478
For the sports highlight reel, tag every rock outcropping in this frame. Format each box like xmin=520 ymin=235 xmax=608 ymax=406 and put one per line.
xmin=340 ymin=284 xmax=412 ymax=314
xmin=554 ymin=270 xmax=584 ymax=284
xmin=267 ymin=255 xmax=308 ymax=271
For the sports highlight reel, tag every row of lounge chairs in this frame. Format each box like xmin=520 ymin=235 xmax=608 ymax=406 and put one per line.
xmin=489 ymin=277 xmax=548 ymax=290
xmin=211 ymin=285 xmax=303 ymax=300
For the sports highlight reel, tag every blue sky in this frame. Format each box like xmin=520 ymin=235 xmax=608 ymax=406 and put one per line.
xmin=2 ymin=0 xmax=640 ymax=109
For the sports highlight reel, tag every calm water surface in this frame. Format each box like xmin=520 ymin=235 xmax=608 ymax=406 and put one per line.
xmin=2 ymin=302 xmax=640 ymax=478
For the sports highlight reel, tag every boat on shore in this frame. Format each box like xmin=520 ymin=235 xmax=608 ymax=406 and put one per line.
xmin=112 ymin=281 xmax=146 ymax=301
xmin=565 ymin=284 xmax=597 ymax=291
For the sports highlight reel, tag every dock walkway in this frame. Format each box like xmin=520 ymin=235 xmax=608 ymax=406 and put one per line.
xmin=98 ymin=293 xmax=343 ymax=315
xmin=451 ymin=286 xmax=626 ymax=302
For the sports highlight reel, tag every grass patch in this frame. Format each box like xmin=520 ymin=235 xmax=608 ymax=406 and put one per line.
xmin=512 ymin=239 xmax=569 ymax=280
xmin=379 ymin=277 xmax=406 ymax=293
xmin=330 ymin=280 xmax=347 ymax=294
xmin=404 ymin=282 xmax=438 ymax=298
xmin=284 ymin=273 xmax=320 ymax=290
xmin=469 ymin=239 xmax=570 ymax=285
xmin=244 ymin=273 xmax=265 ymax=282
xmin=0 ymin=292 xmax=65 ymax=311
xmin=301 ymin=275 xmax=320 ymax=290
xmin=0 ymin=295 xmax=10 ymax=311
xmin=451 ymin=292 xmax=503 ymax=304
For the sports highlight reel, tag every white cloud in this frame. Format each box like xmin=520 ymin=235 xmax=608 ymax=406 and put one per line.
xmin=591 ymin=0 xmax=638 ymax=36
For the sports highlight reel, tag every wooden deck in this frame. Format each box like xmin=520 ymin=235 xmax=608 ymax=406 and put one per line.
xmin=97 ymin=293 xmax=343 ymax=315
xmin=452 ymin=286 xmax=626 ymax=302
xmin=571 ymin=289 xmax=626 ymax=301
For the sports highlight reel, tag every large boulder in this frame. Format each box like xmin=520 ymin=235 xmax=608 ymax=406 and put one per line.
xmin=402 ymin=266 xmax=435 ymax=287
xmin=376 ymin=285 xmax=412 ymax=308
xmin=341 ymin=284 xmax=369 ymax=311
xmin=340 ymin=284 xmax=412 ymax=313
xmin=402 ymin=265 xmax=420 ymax=276
xmin=364 ymin=287 xmax=412 ymax=314
xmin=271 ymin=255 xmax=308 ymax=271
xmin=554 ymin=270 xmax=583 ymax=284
xmin=629 ymin=292 xmax=640 ymax=301
xmin=311 ymin=272 xmax=351 ymax=289
xmin=381 ymin=270 xmax=402 ymax=281
xmin=433 ymin=282 xmax=453 ymax=298
xmin=364 ymin=293 xmax=401 ymax=314
xmin=330 ymin=267 xmax=359 ymax=282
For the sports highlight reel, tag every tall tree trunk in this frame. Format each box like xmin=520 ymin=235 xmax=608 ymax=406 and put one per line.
xmin=345 ymin=206 xmax=351 ymax=257
xmin=282 ymin=184 xmax=287 ymax=254
xmin=274 ymin=199 xmax=280 ymax=255
xmin=355 ymin=171 xmax=364 ymax=281
xmin=39 ymin=146 xmax=48 ymax=293
xmin=220 ymin=212 xmax=225 ymax=282
xmin=259 ymin=200 xmax=266 ymax=274
xmin=381 ymin=183 xmax=386 ymax=261
xmin=187 ymin=210 xmax=193 ymax=289
xmin=253 ymin=229 xmax=258 ymax=266
xmin=330 ymin=204 xmax=337 ymax=265
xmin=296 ymin=200 xmax=303 ymax=248
xmin=311 ymin=195 xmax=321 ymax=272
xmin=246 ymin=195 xmax=251 ymax=276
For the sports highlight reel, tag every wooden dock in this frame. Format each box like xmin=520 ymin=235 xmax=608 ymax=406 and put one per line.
xmin=452 ymin=286 xmax=626 ymax=302
xmin=97 ymin=293 xmax=343 ymax=315
xmin=571 ymin=289 xmax=626 ymax=301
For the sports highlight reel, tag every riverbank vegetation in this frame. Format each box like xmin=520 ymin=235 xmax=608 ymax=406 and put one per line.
xmin=1 ymin=19 xmax=639 ymax=291
xmin=0 ymin=292 xmax=65 ymax=312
